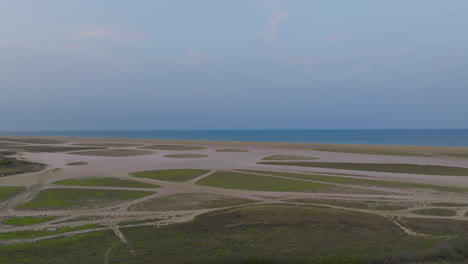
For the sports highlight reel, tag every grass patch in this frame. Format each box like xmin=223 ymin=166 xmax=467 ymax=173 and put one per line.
xmin=129 ymin=193 xmax=255 ymax=211
xmin=131 ymin=169 xmax=210 ymax=182
xmin=141 ymin=144 xmax=206 ymax=150
xmin=436 ymin=152 xmax=468 ymax=158
xmin=66 ymin=162 xmax=88 ymax=166
xmin=163 ymin=154 xmax=208 ymax=158
xmin=2 ymin=216 xmax=59 ymax=226
xmin=118 ymin=218 xmax=163 ymax=226
xmin=399 ymin=217 xmax=468 ymax=236
xmin=0 ymin=230 xmax=124 ymax=264
xmin=430 ymin=202 xmax=468 ymax=207
xmin=69 ymin=149 xmax=154 ymax=157
xmin=216 ymin=149 xmax=250 ymax=152
xmin=15 ymin=188 xmax=154 ymax=210
xmin=0 ymin=224 xmax=102 ymax=240
xmin=114 ymin=204 xmax=467 ymax=263
xmin=310 ymin=144 xmax=432 ymax=157
xmin=56 ymin=216 xmax=91 ymax=223
xmin=0 ymin=158 xmax=46 ymax=177
xmin=239 ymin=170 xmax=468 ymax=193
xmin=0 ymin=186 xmax=26 ymax=202
xmin=258 ymin=161 xmax=468 ymax=176
xmin=411 ymin=208 xmax=457 ymax=217
xmin=262 ymin=155 xmax=318 ymax=160
xmin=196 ymin=171 xmax=332 ymax=192
xmin=53 ymin=177 xmax=160 ymax=188
xmin=289 ymin=198 xmax=410 ymax=211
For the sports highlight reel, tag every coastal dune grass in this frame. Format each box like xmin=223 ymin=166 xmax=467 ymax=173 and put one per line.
xmin=262 ymin=155 xmax=318 ymax=161
xmin=196 ymin=171 xmax=332 ymax=191
xmin=53 ymin=177 xmax=160 ymax=188
xmin=411 ymin=208 xmax=458 ymax=217
xmin=309 ymin=144 xmax=432 ymax=157
xmin=163 ymin=154 xmax=208 ymax=158
xmin=215 ymin=149 xmax=250 ymax=152
xmin=0 ymin=224 xmax=103 ymax=240
xmin=15 ymin=188 xmax=155 ymax=210
xmin=258 ymin=161 xmax=468 ymax=176
xmin=131 ymin=169 xmax=210 ymax=182
xmin=0 ymin=186 xmax=26 ymax=202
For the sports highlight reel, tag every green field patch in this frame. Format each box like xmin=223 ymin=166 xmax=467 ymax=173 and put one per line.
xmin=399 ymin=217 xmax=468 ymax=236
xmin=163 ymin=154 xmax=208 ymax=158
xmin=140 ymin=144 xmax=207 ymax=151
xmin=118 ymin=218 xmax=163 ymax=226
xmin=310 ymin=145 xmax=432 ymax=157
xmin=53 ymin=177 xmax=160 ymax=188
xmin=69 ymin=149 xmax=154 ymax=157
xmin=0 ymin=137 xmax=68 ymax=144
xmin=0 ymin=158 xmax=46 ymax=177
xmin=0 ymin=224 xmax=102 ymax=240
xmin=196 ymin=171 xmax=332 ymax=192
xmin=113 ymin=204 xmax=468 ymax=263
xmin=239 ymin=170 xmax=468 ymax=193
xmin=15 ymin=189 xmax=155 ymax=210
xmin=129 ymin=193 xmax=256 ymax=211
xmin=436 ymin=152 xmax=468 ymax=158
xmin=0 ymin=230 xmax=125 ymax=264
xmin=72 ymin=143 xmax=142 ymax=147
xmin=411 ymin=208 xmax=457 ymax=217
xmin=3 ymin=216 xmax=60 ymax=226
xmin=430 ymin=202 xmax=468 ymax=207
xmin=262 ymin=155 xmax=318 ymax=160
xmin=56 ymin=216 xmax=91 ymax=224
xmin=290 ymin=198 xmax=410 ymax=211
xmin=0 ymin=186 xmax=26 ymax=202
xmin=131 ymin=169 xmax=210 ymax=182
xmin=66 ymin=162 xmax=88 ymax=166
xmin=215 ymin=149 xmax=250 ymax=152
xmin=258 ymin=161 xmax=468 ymax=176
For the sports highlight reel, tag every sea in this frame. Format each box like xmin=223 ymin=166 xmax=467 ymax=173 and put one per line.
xmin=1 ymin=129 xmax=468 ymax=147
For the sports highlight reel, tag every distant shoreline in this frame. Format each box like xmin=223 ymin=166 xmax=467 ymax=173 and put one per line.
xmin=1 ymin=129 xmax=468 ymax=148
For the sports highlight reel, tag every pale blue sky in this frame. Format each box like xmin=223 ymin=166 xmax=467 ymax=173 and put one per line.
xmin=1 ymin=0 xmax=467 ymax=130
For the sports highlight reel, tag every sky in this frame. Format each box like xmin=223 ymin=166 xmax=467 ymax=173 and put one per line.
xmin=1 ymin=0 xmax=468 ymax=130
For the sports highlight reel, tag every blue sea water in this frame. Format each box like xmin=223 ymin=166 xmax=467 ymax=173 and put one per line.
xmin=1 ymin=130 xmax=468 ymax=147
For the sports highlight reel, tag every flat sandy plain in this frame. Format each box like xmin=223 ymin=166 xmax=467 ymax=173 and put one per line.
xmin=0 ymin=136 xmax=467 ymax=264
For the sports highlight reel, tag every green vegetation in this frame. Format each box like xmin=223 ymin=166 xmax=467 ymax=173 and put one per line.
xmin=0 ymin=158 xmax=46 ymax=177
xmin=0 ymin=160 xmax=13 ymax=166
xmin=3 ymin=216 xmax=60 ymax=226
xmin=430 ymin=202 xmax=468 ymax=207
xmin=436 ymin=152 xmax=468 ymax=158
xmin=0 ymin=186 xmax=26 ymax=202
xmin=196 ymin=171 xmax=332 ymax=192
xmin=129 ymin=193 xmax=255 ymax=211
xmin=239 ymin=170 xmax=468 ymax=193
xmin=56 ymin=216 xmax=91 ymax=223
xmin=163 ymin=154 xmax=209 ymax=158
xmin=310 ymin=144 xmax=431 ymax=157
xmin=216 ymin=149 xmax=250 ymax=152
xmin=140 ymin=144 xmax=207 ymax=150
xmin=53 ymin=177 xmax=160 ymax=188
xmin=258 ymin=161 xmax=468 ymax=176
xmin=0 ymin=230 xmax=123 ymax=264
xmin=262 ymin=155 xmax=318 ymax=160
xmin=116 ymin=205 xmax=467 ymax=263
xmin=411 ymin=208 xmax=457 ymax=217
xmin=290 ymin=198 xmax=410 ymax=211
xmin=0 ymin=224 xmax=102 ymax=240
xmin=69 ymin=149 xmax=154 ymax=157
xmin=0 ymin=137 xmax=68 ymax=144
xmin=66 ymin=162 xmax=88 ymax=166
xmin=15 ymin=188 xmax=154 ymax=210
xmin=399 ymin=217 xmax=468 ymax=236
xmin=131 ymin=169 xmax=210 ymax=182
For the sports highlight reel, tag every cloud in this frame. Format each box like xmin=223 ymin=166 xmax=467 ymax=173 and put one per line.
xmin=267 ymin=8 xmax=287 ymax=41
